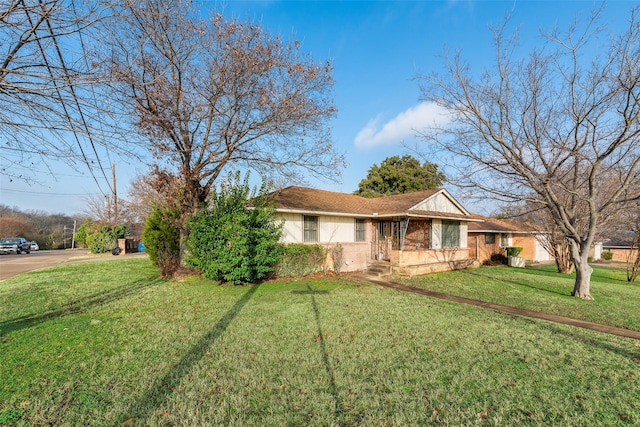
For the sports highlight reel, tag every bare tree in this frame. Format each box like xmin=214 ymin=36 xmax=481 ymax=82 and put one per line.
xmin=98 ymin=0 xmax=345 ymax=259
xmin=0 ymin=0 xmax=125 ymax=185
xmin=502 ymin=201 xmax=574 ymax=273
xmin=419 ymin=6 xmax=640 ymax=299
xmin=608 ymin=199 xmax=640 ymax=282
xmin=627 ymin=228 xmax=640 ymax=283
xmin=125 ymin=174 xmax=164 ymax=224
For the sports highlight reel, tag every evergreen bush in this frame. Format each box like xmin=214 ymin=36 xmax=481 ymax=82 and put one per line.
xmin=505 ymin=246 xmax=523 ymax=257
xmin=277 ymin=243 xmax=328 ymax=277
xmin=85 ymin=224 xmax=126 ymax=254
xmin=186 ymin=173 xmax=283 ymax=285
xmin=142 ymin=208 xmax=181 ymax=277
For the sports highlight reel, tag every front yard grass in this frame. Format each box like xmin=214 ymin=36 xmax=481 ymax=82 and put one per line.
xmin=398 ymin=264 xmax=640 ymax=331
xmin=1 ymin=259 xmax=639 ymax=425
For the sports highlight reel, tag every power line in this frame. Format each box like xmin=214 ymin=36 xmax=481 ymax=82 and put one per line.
xmin=24 ymin=1 xmax=112 ymax=197
xmin=42 ymin=4 xmax=113 ymax=195
xmin=1 ymin=188 xmax=101 ymax=197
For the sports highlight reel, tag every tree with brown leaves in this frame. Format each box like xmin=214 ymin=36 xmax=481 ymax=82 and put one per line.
xmin=98 ymin=0 xmax=345 ymax=261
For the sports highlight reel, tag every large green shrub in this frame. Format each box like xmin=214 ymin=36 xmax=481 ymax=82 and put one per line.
xmin=276 ymin=243 xmax=328 ymax=277
xmin=74 ymin=219 xmax=93 ymax=246
xmin=142 ymin=208 xmax=181 ymax=276
xmin=187 ymin=173 xmax=283 ymax=285
xmin=602 ymin=251 xmax=614 ymax=261
xmin=85 ymin=224 xmax=126 ymax=254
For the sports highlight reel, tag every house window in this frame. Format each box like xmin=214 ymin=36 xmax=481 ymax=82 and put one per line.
xmin=303 ymin=215 xmax=319 ymax=242
xmin=485 ymin=233 xmax=495 ymax=245
xmin=442 ymin=220 xmax=460 ymax=248
xmin=500 ymin=233 xmax=509 ymax=247
xmin=355 ymin=218 xmax=366 ymax=242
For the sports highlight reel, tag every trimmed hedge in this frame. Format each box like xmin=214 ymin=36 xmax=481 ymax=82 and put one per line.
xmin=505 ymin=246 xmax=523 ymax=257
xmin=276 ymin=244 xmax=327 ymax=277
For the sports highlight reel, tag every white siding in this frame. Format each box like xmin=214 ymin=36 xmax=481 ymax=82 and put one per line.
xmin=431 ymin=219 xmax=442 ymax=249
xmin=319 ymin=215 xmax=357 ymax=243
xmin=535 ymin=238 xmax=552 ymax=262
xmin=412 ymin=192 xmax=465 ymax=214
xmin=459 ymin=222 xmax=468 ymax=248
xmin=276 ymin=213 xmax=358 ymax=243
xmin=592 ymin=242 xmax=602 ymax=261
xmin=277 ymin=213 xmax=303 ymax=243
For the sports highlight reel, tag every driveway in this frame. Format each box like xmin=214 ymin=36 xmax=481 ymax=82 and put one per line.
xmin=0 ymin=249 xmax=92 ymax=281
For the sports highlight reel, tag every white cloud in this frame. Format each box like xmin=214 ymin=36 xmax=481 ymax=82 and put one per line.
xmin=354 ymin=102 xmax=450 ymax=149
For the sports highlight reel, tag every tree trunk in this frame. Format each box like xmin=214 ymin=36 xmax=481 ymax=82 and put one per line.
xmin=629 ymin=254 xmax=640 ymax=282
xmin=177 ymin=177 xmax=206 ymax=267
xmin=555 ymin=240 xmax=574 ymax=274
xmin=570 ymin=243 xmax=593 ymax=299
xmin=179 ymin=226 xmax=189 ymax=267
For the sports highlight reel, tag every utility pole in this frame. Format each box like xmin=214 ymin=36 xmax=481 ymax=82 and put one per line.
xmin=112 ymin=162 xmax=118 ymax=225
xmin=71 ymin=219 xmax=76 ymax=249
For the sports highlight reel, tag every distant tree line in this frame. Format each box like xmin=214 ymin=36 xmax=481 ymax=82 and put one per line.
xmin=0 ymin=205 xmax=88 ymax=249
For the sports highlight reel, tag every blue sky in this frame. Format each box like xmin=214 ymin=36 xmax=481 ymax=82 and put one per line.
xmin=0 ymin=0 xmax=633 ymax=215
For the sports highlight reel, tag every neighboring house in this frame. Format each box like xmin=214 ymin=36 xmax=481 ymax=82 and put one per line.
xmin=602 ymin=239 xmax=639 ymax=263
xmin=467 ymin=217 xmax=552 ymax=264
xmin=272 ymin=186 xmax=483 ymax=275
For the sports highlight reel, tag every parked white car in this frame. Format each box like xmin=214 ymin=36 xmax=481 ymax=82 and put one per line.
xmin=31 ymin=241 xmax=40 ymax=251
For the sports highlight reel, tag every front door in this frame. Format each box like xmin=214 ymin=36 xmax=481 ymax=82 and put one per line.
xmin=375 ymin=220 xmax=400 ymax=260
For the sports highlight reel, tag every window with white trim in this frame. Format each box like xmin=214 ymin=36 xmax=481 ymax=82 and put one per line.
xmin=442 ymin=220 xmax=460 ymax=248
xmin=303 ymin=215 xmax=319 ymax=242
xmin=355 ymin=218 xmax=366 ymax=242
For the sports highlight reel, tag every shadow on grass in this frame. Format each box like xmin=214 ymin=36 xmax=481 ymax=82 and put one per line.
xmin=459 ymin=269 xmax=571 ymax=297
xmin=291 ymin=285 xmax=344 ymax=420
xmin=518 ymin=316 xmax=640 ymax=362
xmin=0 ymin=278 xmax=162 ymax=337
xmin=526 ymin=264 xmax=632 ymax=285
xmin=118 ymin=284 xmax=259 ymax=425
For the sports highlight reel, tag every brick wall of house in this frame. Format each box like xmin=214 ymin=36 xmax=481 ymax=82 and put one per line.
xmin=606 ymin=248 xmax=639 ymax=263
xmin=404 ymin=220 xmax=431 ymax=250
xmin=320 ymin=242 xmax=371 ymax=273
xmin=512 ymin=235 xmax=538 ymax=260
xmin=468 ymin=233 xmax=502 ymax=262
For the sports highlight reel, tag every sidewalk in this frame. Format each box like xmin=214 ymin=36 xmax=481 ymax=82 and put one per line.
xmin=357 ymin=275 xmax=640 ymax=341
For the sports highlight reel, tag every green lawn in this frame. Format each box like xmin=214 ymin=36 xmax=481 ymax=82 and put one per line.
xmin=399 ymin=264 xmax=640 ymax=331
xmin=1 ymin=259 xmax=639 ymax=425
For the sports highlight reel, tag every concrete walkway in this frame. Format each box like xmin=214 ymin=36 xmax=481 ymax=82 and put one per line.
xmin=357 ymin=275 xmax=640 ymax=341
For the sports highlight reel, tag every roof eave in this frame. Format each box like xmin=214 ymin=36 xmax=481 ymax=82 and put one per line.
xmin=275 ymin=208 xmax=371 ymax=218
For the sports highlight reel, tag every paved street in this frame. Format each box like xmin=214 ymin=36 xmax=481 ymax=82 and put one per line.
xmin=0 ymin=249 xmax=91 ymax=281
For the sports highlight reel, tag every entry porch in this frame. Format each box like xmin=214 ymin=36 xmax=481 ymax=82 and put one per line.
xmin=370 ymin=217 xmax=478 ymax=276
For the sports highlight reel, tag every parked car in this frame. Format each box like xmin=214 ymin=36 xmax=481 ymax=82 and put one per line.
xmin=0 ymin=237 xmax=31 ymax=254
xmin=31 ymin=241 xmax=39 ymax=251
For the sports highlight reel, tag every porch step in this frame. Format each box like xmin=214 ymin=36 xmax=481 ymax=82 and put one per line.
xmin=365 ymin=260 xmax=392 ymax=277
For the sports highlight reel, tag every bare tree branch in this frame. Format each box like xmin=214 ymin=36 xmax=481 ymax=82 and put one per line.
xmin=96 ymin=0 xmax=345 ymax=261
xmin=419 ymin=5 xmax=640 ymax=299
